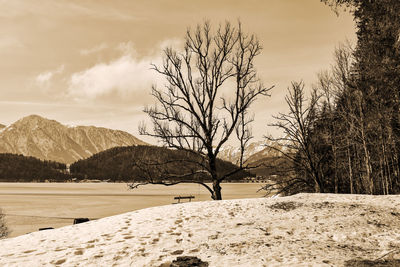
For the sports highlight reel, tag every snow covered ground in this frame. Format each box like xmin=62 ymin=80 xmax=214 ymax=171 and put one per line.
xmin=0 ymin=182 xmax=264 ymax=237
xmin=1 ymin=193 xmax=400 ymax=266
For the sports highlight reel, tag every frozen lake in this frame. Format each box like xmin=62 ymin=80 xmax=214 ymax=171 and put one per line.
xmin=0 ymin=182 xmax=265 ymax=237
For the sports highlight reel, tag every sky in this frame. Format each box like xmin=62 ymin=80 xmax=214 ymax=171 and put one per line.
xmin=0 ymin=0 xmax=356 ymax=144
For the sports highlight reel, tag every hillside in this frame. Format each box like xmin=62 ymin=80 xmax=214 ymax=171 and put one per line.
xmin=0 ymin=115 xmax=146 ymax=164
xmin=70 ymin=145 xmax=252 ymax=182
xmin=0 ymin=153 xmax=69 ymax=182
xmin=218 ymin=140 xmax=292 ymax=179
xmin=1 ymin=194 xmax=399 ymax=266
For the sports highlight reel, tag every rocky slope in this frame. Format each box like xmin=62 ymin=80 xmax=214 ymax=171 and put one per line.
xmin=0 ymin=115 xmax=146 ymax=163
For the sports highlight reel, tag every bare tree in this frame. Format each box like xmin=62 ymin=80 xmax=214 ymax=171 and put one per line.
xmin=138 ymin=21 xmax=272 ymax=200
xmin=264 ymin=81 xmax=323 ymax=195
xmin=0 ymin=209 xmax=8 ymax=239
xmin=314 ymin=41 xmax=354 ymax=193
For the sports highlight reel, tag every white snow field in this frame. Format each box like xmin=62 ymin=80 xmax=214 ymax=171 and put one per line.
xmin=0 ymin=182 xmax=265 ymax=238
xmin=1 ymin=193 xmax=400 ymax=266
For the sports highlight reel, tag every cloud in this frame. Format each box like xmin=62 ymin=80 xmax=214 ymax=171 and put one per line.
xmin=68 ymin=50 xmax=161 ymax=100
xmin=116 ymin=41 xmax=136 ymax=55
xmin=80 ymin=43 xmax=108 ymax=55
xmin=36 ymin=72 xmax=53 ymax=84
xmin=0 ymin=0 xmax=137 ymax=21
xmin=36 ymin=65 xmax=65 ymax=85
xmin=158 ymin=38 xmax=183 ymax=50
xmin=67 ymin=39 xmax=184 ymax=101
xmin=0 ymin=37 xmax=23 ymax=49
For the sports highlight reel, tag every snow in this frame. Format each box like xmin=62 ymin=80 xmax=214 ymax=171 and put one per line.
xmin=1 ymin=193 xmax=400 ymax=266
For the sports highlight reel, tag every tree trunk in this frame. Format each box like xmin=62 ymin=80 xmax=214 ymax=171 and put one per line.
xmin=358 ymin=102 xmax=373 ymax=194
xmin=381 ymin=139 xmax=389 ymax=195
xmin=209 ymin=156 xmax=222 ymax=200
xmin=362 ymin=137 xmax=373 ymax=194
xmin=332 ymin=144 xmax=338 ymax=193
xmin=212 ymin=180 xmax=222 ymax=200
xmin=347 ymin=141 xmax=354 ymax=194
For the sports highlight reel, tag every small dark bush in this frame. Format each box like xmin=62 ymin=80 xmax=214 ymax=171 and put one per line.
xmin=73 ymin=218 xmax=90 ymax=224
xmin=0 ymin=209 xmax=9 ymax=239
xmin=39 ymin=227 xmax=54 ymax=231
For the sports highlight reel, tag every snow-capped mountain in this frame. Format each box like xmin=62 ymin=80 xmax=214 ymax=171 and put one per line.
xmin=218 ymin=139 xmax=289 ymax=165
xmin=0 ymin=115 xmax=147 ymax=163
xmin=218 ymin=141 xmax=265 ymax=164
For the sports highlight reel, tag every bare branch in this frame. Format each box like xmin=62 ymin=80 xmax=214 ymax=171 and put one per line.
xmin=128 ymin=180 xmax=215 ymax=198
xmin=139 ymin=21 xmax=271 ymax=200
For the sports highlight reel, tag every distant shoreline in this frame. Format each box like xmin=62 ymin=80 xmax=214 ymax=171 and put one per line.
xmin=0 ymin=180 xmax=268 ymax=184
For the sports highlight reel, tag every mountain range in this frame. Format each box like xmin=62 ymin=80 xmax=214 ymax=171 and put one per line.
xmin=0 ymin=115 xmax=146 ymax=164
xmin=0 ymin=114 xmax=287 ymax=169
xmin=218 ymin=140 xmax=287 ymax=165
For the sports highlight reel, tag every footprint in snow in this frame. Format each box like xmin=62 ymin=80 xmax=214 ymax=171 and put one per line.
xmin=74 ymin=249 xmax=84 ymax=255
xmin=53 ymin=258 xmax=66 ymax=265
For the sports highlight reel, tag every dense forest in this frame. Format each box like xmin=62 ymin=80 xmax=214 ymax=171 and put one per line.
xmin=0 ymin=146 xmax=253 ymax=183
xmin=249 ymin=156 xmax=291 ymax=179
xmin=265 ymin=0 xmax=400 ymax=195
xmin=0 ymin=153 xmax=69 ymax=182
xmin=70 ymin=146 xmax=252 ymax=182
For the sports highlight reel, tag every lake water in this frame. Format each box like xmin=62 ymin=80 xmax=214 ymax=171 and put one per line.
xmin=0 ymin=182 xmax=266 ymax=237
